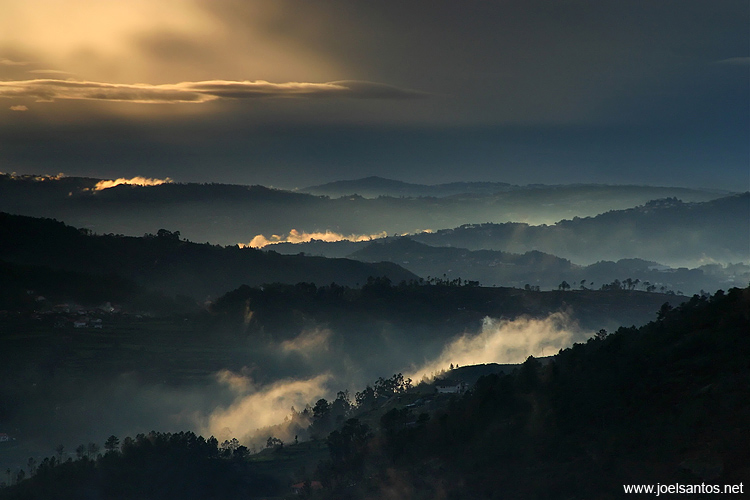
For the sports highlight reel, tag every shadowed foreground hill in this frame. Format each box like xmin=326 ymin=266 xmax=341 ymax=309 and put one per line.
xmin=0 ymin=432 xmax=280 ymax=500
xmin=2 ymin=287 xmax=746 ymax=499
xmin=0 ymin=213 xmax=416 ymax=300
xmin=315 ymin=286 xmax=750 ymax=499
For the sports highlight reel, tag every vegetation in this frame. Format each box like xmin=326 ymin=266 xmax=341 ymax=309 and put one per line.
xmin=0 ymin=432 xmax=279 ymax=500
xmin=312 ymin=286 xmax=750 ymax=498
xmin=3 ymin=287 xmax=746 ymax=498
xmin=0 ymin=212 xmax=416 ymax=300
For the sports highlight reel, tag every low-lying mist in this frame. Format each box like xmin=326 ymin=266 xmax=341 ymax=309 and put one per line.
xmin=1 ymin=309 xmax=592 ymax=473
xmin=407 ymin=312 xmax=583 ymax=382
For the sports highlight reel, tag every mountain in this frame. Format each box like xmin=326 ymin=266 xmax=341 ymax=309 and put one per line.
xmin=0 ymin=213 xmax=417 ymax=300
xmin=300 ymin=176 xmax=517 ymax=198
xmin=409 ymin=193 xmax=750 ymax=267
xmin=0 ymin=174 xmax=732 ymax=246
xmin=346 ymin=237 xmax=744 ymax=294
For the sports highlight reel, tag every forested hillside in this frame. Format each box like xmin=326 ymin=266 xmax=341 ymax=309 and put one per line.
xmin=3 ymin=287 xmax=747 ymax=499
xmin=0 ymin=212 xmax=416 ymax=300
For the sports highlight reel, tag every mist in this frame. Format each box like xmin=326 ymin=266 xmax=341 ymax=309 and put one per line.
xmin=244 ymin=229 xmax=388 ymax=248
xmin=407 ymin=312 xmax=583 ymax=382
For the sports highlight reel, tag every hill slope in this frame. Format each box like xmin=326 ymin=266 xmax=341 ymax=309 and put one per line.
xmin=410 ymin=193 xmax=750 ymax=266
xmin=0 ymin=213 xmax=417 ymax=299
xmin=0 ymin=174 xmax=731 ymax=245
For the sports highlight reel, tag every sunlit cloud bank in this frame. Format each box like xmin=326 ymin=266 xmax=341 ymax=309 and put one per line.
xmin=199 ymin=371 xmax=331 ymax=443
xmin=243 ymin=229 xmax=388 ymax=248
xmin=93 ymin=176 xmax=173 ymax=190
xmin=0 ymin=79 xmax=424 ymax=104
xmin=407 ymin=312 xmax=582 ymax=382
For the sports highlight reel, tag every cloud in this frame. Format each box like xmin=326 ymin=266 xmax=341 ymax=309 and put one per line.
xmin=93 ymin=176 xmax=173 ymax=190
xmin=244 ymin=228 xmax=388 ymax=248
xmin=28 ymin=69 xmax=74 ymax=75
xmin=0 ymin=78 xmax=425 ymax=104
xmin=9 ymin=105 xmax=28 ymax=111
xmin=199 ymin=372 xmax=331 ymax=443
xmin=407 ymin=312 xmax=582 ymax=382
xmin=0 ymin=58 xmax=31 ymax=66
xmin=714 ymin=57 xmax=750 ymax=66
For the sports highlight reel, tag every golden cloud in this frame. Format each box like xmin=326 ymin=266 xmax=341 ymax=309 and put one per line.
xmin=407 ymin=312 xmax=582 ymax=382
xmin=200 ymin=373 xmax=331 ymax=443
xmin=0 ymin=78 xmax=424 ymax=104
xmin=243 ymin=228 xmax=388 ymax=248
xmin=93 ymin=176 xmax=173 ymax=190
xmin=0 ymin=58 xmax=31 ymax=66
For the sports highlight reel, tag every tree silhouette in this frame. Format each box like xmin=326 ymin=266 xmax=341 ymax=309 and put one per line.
xmin=104 ymin=435 xmax=120 ymax=454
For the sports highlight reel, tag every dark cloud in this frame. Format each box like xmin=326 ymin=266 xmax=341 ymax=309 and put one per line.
xmin=1 ymin=0 xmax=747 ymax=190
xmin=715 ymin=57 xmax=750 ymax=66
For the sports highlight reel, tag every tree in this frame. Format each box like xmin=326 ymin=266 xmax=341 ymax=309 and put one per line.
xmin=156 ymin=228 xmax=181 ymax=241
xmin=75 ymin=444 xmax=86 ymax=460
xmin=330 ymin=391 xmax=352 ymax=424
xmin=54 ymin=444 xmax=64 ymax=461
xmin=657 ymin=302 xmax=673 ymax=321
xmin=311 ymin=398 xmax=332 ymax=436
xmin=326 ymin=419 xmax=372 ymax=479
xmin=104 ymin=435 xmax=120 ymax=454
xmin=558 ymin=281 xmax=571 ymax=291
xmin=87 ymin=442 xmax=99 ymax=459
xmin=355 ymin=385 xmax=376 ymax=410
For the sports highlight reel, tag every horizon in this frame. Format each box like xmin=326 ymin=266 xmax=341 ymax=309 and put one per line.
xmin=1 ymin=1 xmax=747 ymax=192
xmin=1 ymin=171 xmax=744 ymax=194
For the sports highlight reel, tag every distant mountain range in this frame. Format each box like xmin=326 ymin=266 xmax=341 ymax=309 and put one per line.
xmin=300 ymin=176 xmax=519 ymax=198
xmin=408 ymin=193 xmax=750 ymax=266
xmin=259 ymin=194 xmax=750 ymax=293
xmin=0 ymin=174 xmax=732 ymax=246
xmin=300 ymin=175 xmax=733 ymax=199
xmin=347 ymin=237 xmax=747 ymax=295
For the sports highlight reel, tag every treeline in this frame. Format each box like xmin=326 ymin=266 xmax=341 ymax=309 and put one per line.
xmin=210 ymin=278 xmax=674 ymax=338
xmin=0 ymin=432 xmax=279 ymax=500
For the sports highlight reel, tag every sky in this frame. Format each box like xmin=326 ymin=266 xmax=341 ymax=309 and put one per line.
xmin=0 ymin=0 xmax=747 ymax=190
